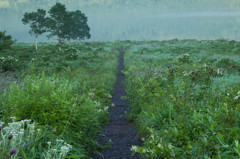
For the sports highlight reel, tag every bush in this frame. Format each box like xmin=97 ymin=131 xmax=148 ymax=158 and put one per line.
xmin=0 ymin=118 xmax=72 ymax=159
xmin=0 ymin=31 xmax=15 ymax=51
xmin=217 ymin=58 xmax=240 ymax=73
xmin=0 ymin=56 xmax=20 ymax=72
xmin=2 ymin=74 xmax=109 ymax=156
xmin=177 ymin=53 xmax=191 ymax=63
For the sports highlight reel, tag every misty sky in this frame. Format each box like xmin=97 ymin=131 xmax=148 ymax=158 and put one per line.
xmin=0 ymin=0 xmax=240 ymax=42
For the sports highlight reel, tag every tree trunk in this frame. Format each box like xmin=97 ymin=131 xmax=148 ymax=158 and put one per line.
xmin=58 ymin=37 xmax=62 ymax=51
xmin=35 ymin=35 xmax=38 ymax=50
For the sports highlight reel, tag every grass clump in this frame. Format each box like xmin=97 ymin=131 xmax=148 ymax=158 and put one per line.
xmin=124 ymin=39 xmax=240 ymax=158
xmin=0 ymin=42 xmax=120 ymax=158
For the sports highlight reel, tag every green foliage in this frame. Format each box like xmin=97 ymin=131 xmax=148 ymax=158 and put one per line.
xmin=22 ymin=9 xmax=47 ymax=50
xmin=0 ymin=56 xmax=19 ymax=72
xmin=46 ymin=3 xmax=69 ymax=42
xmin=177 ymin=53 xmax=191 ymax=63
xmin=217 ymin=58 xmax=240 ymax=73
xmin=0 ymin=31 xmax=15 ymax=51
xmin=46 ymin=3 xmax=91 ymax=50
xmin=68 ymin=10 xmax=91 ymax=41
xmin=124 ymin=40 xmax=240 ymax=158
xmin=0 ymin=41 xmax=120 ymax=158
xmin=0 ymin=119 xmax=72 ymax=159
xmin=22 ymin=9 xmax=47 ymax=37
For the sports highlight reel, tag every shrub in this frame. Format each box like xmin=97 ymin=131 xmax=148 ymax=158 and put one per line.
xmin=217 ymin=58 xmax=240 ymax=73
xmin=0 ymin=56 xmax=20 ymax=72
xmin=0 ymin=118 xmax=72 ymax=159
xmin=1 ymin=73 xmax=109 ymax=156
xmin=0 ymin=31 xmax=15 ymax=51
xmin=177 ymin=53 xmax=191 ymax=63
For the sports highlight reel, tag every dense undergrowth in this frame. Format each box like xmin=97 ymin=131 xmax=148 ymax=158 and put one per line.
xmin=0 ymin=42 xmax=119 ymax=158
xmin=123 ymin=39 xmax=240 ymax=158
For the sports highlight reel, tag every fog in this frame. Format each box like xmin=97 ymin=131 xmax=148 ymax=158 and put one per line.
xmin=0 ymin=0 xmax=240 ymax=42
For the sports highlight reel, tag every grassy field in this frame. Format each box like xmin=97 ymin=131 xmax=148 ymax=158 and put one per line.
xmin=123 ymin=39 xmax=240 ymax=158
xmin=1 ymin=40 xmax=240 ymax=158
xmin=0 ymin=42 xmax=120 ymax=158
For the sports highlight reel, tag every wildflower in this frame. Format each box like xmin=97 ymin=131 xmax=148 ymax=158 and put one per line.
xmin=11 ymin=108 xmax=14 ymax=110
xmin=8 ymin=135 xmax=13 ymax=140
xmin=53 ymin=129 xmax=56 ymax=134
xmin=10 ymin=116 xmax=16 ymax=121
xmin=234 ymin=96 xmax=239 ymax=100
xmin=0 ymin=125 xmax=2 ymax=131
xmin=131 ymin=146 xmax=138 ymax=152
xmin=37 ymin=129 xmax=41 ymax=132
xmin=61 ymin=146 xmax=69 ymax=151
xmin=47 ymin=142 xmax=51 ymax=145
xmin=238 ymin=91 xmax=240 ymax=95
xmin=162 ymin=78 xmax=167 ymax=81
xmin=78 ymin=102 xmax=81 ymax=106
xmin=10 ymin=149 xmax=17 ymax=155
xmin=56 ymin=139 xmax=64 ymax=142
xmin=89 ymin=92 xmax=95 ymax=96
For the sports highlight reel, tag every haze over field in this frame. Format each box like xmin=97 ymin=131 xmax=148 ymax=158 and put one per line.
xmin=0 ymin=0 xmax=240 ymax=41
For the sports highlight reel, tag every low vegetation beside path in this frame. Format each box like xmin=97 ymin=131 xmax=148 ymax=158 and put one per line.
xmin=0 ymin=42 xmax=119 ymax=158
xmin=123 ymin=39 xmax=240 ymax=158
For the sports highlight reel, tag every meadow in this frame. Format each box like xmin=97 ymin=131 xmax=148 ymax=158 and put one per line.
xmin=0 ymin=39 xmax=240 ymax=158
xmin=123 ymin=39 xmax=240 ymax=158
xmin=0 ymin=42 xmax=120 ymax=158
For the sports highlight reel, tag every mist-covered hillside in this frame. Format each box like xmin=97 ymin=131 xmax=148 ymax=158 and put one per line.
xmin=0 ymin=0 xmax=240 ymax=42
xmin=1 ymin=0 xmax=240 ymax=11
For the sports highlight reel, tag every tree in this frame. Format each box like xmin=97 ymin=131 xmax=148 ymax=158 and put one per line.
xmin=68 ymin=10 xmax=91 ymax=41
xmin=0 ymin=31 xmax=15 ymax=51
xmin=46 ymin=3 xmax=70 ymax=51
xmin=22 ymin=9 xmax=47 ymax=50
xmin=46 ymin=3 xmax=91 ymax=51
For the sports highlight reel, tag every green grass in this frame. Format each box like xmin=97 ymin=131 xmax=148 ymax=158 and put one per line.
xmin=123 ymin=39 xmax=240 ymax=158
xmin=0 ymin=42 xmax=120 ymax=158
xmin=1 ymin=39 xmax=240 ymax=158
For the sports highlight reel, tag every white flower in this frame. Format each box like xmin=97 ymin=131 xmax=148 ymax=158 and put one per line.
xmin=238 ymin=91 xmax=240 ymax=95
xmin=56 ymin=139 xmax=64 ymax=143
xmin=61 ymin=146 xmax=69 ymax=151
xmin=234 ymin=96 xmax=239 ymax=100
xmin=131 ymin=146 xmax=138 ymax=152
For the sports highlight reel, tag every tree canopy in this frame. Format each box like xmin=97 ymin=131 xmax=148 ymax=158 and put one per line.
xmin=22 ymin=9 xmax=47 ymax=50
xmin=68 ymin=10 xmax=91 ymax=41
xmin=22 ymin=2 xmax=91 ymax=50
xmin=45 ymin=3 xmax=91 ymax=50
xmin=0 ymin=31 xmax=15 ymax=51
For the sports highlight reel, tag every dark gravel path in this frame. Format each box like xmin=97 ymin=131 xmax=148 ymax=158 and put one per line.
xmin=95 ymin=46 xmax=142 ymax=159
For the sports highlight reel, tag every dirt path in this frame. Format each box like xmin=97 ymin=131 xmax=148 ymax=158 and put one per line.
xmin=96 ymin=46 xmax=142 ymax=159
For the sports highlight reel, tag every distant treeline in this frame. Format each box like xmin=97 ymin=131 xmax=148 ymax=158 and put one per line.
xmin=0 ymin=0 xmax=240 ymax=11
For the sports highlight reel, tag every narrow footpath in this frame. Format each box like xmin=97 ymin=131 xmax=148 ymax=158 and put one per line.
xmin=96 ymin=46 xmax=142 ymax=159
